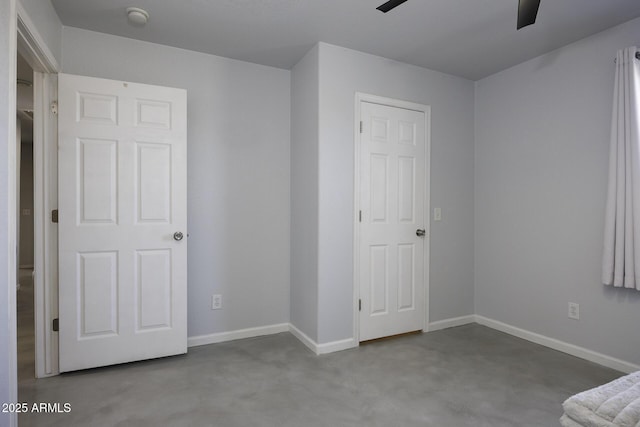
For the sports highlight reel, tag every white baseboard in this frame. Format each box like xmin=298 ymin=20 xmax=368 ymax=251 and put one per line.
xmin=189 ymin=322 xmax=358 ymax=355
xmin=187 ymin=316 xmax=639 ymax=373
xmin=428 ymin=315 xmax=476 ymax=332
xmin=288 ymin=323 xmax=358 ymax=355
xmin=188 ymin=323 xmax=289 ymax=348
xmin=475 ymin=315 xmax=640 ymax=374
xmin=288 ymin=323 xmax=318 ymax=354
xmin=316 ymin=337 xmax=358 ymax=355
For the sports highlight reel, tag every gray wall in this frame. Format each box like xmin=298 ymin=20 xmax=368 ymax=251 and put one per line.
xmin=62 ymin=27 xmax=291 ymax=338
xmin=316 ymin=43 xmax=476 ymax=343
xmin=475 ymin=17 xmax=640 ymax=365
xmin=290 ymin=45 xmax=319 ymax=341
xmin=0 ymin=0 xmax=17 ymax=424
xmin=18 ymin=0 xmax=62 ymax=65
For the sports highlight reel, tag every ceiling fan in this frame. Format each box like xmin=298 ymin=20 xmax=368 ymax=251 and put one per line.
xmin=376 ymin=0 xmax=541 ymax=30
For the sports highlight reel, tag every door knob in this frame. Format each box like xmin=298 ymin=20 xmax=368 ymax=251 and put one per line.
xmin=416 ymin=229 xmax=426 ymax=237
xmin=173 ymin=231 xmax=184 ymax=241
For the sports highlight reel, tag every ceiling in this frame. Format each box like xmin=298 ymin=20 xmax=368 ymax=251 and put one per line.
xmin=50 ymin=0 xmax=640 ymax=81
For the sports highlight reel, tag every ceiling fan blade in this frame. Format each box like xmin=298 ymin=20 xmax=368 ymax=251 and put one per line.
xmin=517 ymin=0 xmax=540 ymax=29
xmin=376 ymin=0 xmax=409 ymax=13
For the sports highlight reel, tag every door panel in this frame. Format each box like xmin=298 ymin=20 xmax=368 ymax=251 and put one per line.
xmin=370 ymin=154 xmax=389 ymax=222
xmin=397 ymin=243 xmax=415 ymax=311
xmin=78 ymin=251 xmax=118 ymax=337
xmin=58 ymin=73 xmax=187 ymax=372
xmin=136 ymin=249 xmax=172 ymax=330
xmin=359 ymin=101 xmax=427 ymax=342
xmin=370 ymin=244 xmax=389 ymax=315
xmin=398 ymin=156 xmax=415 ymax=222
xmin=78 ymin=138 xmax=118 ymax=224
xmin=136 ymin=142 xmax=172 ymax=223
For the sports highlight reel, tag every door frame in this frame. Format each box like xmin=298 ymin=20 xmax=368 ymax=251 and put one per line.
xmin=17 ymin=3 xmax=60 ymax=378
xmin=353 ymin=93 xmax=431 ymax=342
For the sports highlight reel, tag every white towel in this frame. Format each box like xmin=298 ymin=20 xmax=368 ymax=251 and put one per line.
xmin=561 ymin=413 xmax=590 ymax=427
xmin=561 ymin=372 xmax=640 ymax=427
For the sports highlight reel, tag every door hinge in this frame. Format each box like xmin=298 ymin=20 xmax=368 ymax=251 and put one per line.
xmin=359 ymin=121 xmax=363 ymax=133
xmin=52 ymin=318 xmax=59 ymax=332
xmin=50 ymin=101 xmax=58 ymax=116
xmin=359 ymin=210 xmax=362 ymax=222
xmin=359 ymin=299 xmax=362 ymax=312
xmin=51 ymin=209 xmax=58 ymax=223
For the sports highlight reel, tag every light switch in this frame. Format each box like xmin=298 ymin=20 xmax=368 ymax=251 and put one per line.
xmin=434 ymin=208 xmax=442 ymax=221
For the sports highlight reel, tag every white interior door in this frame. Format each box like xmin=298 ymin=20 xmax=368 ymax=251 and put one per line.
xmin=359 ymin=100 xmax=427 ymax=342
xmin=58 ymin=73 xmax=187 ymax=372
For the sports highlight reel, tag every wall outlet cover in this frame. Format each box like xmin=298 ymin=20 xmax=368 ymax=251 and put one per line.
xmin=212 ymin=294 xmax=222 ymax=310
xmin=568 ymin=302 xmax=579 ymax=320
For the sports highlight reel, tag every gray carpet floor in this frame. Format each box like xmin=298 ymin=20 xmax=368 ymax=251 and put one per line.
xmin=17 ymin=322 xmax=621 ymax=427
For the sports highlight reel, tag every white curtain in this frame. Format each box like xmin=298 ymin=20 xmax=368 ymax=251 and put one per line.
xmin=603 ymin=47 xmax=640 ymax=289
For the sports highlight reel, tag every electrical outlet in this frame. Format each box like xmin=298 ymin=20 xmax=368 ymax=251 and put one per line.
xmin=568 ymin=302 xmax=579 ymax=320
xmin=212 ymin=294 xmax=222 ymax=310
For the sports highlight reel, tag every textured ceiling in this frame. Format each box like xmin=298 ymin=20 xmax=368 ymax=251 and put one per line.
xmin=51 ymin=0 xmax=640 ymax=80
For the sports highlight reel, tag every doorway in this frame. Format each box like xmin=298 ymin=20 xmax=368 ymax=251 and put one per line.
xmin=14 ymin=9 xmax=189 ymax=378
xmin=16 ymin=6 xmax=60 ymax=380
xmin=16 ymin=51 xmax=35 ymax=382
xmin=354 ymin=93 xmax=431 ymax=342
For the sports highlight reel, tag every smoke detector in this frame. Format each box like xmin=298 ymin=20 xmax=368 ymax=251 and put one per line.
xmin=126 ymin=7 xmax=149 ymax=26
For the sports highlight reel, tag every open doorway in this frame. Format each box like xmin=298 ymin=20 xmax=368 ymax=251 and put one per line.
xmin=16 ymin=51 xmax=35 ymax=382
xmin=16 ymin=6 xmax=61 ymax=382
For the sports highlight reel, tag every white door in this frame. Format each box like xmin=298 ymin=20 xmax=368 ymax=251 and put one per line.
xmin=359 ymin=100 xmax=428 ymax=342
xmin=58 ymin=73 xmax=187 ymax=372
